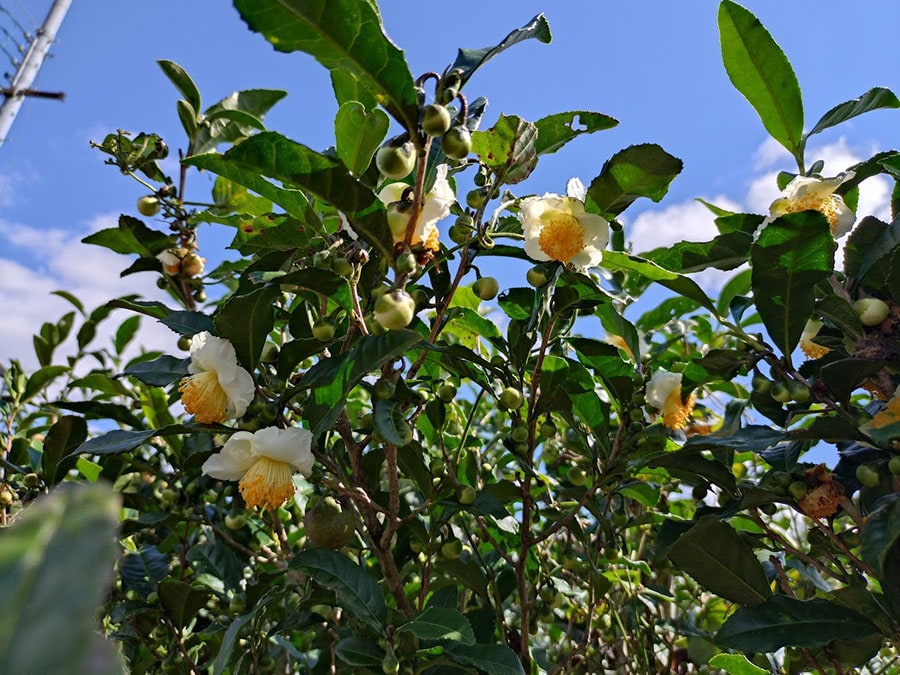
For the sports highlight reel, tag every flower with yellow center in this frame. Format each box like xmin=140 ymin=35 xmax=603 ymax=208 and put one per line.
xmin=157 ymin=249 xmax=183 ymax=276
xmin=862 ymin=386 xmax=900 ymax=433
xmin=766 ymin=172 xmax=855 ymax=237
xmin=645 ymin=369 xmax=696 ymax=430
xmin=799 ymin=319 xmax=830 ymax=360
xmin=202 ymin=427 xmax=314 ymax=510
xmin=519 ymin=179 xmax=609 ymax=270
xmin=378 ymin=164 xmax=454 ymax=252
xmin=178 ymin=332 xmax=255 ymax=424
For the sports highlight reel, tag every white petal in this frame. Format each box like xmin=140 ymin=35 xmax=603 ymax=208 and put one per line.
xmin=378 ymin=182 xmax=407 ymax=206
xmin=646 ymin=370 xmax=682 ymax=410
xmin=220 ymin=366 xmax=255 ymax=419
xmin=566 ymin=177 xmax=587 ymax=202
xmin=250 ymin=426 xmax=315 ymax=476
xmin=524 ymin=236 xmax=551 ymax=261
xmin=202 ymin=432 xmax=256 ymax=480
xmin=189 ymin=332 xmax=237 ymax=377
xmin=832 ymin=199 xmax=856 ymax=238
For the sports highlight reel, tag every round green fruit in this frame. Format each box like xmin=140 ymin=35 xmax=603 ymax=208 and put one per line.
xmin=303 ymin=496 xmax=356 ymax=549
xmin=441 ymin=126 xmax=472 ymax=160
xmin=456 ymin=485 xmax=477 ymax=505
xmin=421 ymin=103 xmax=452 ymax=137
xmin=332 ymin=257 xmax=353 ymax=278
xmin=137 ymin=195 xmax=160 ymax=216
xmin=788 ymin=480 xmax=808 ymax=500
xmin=376 ymin=141 xmax=416 ymax=179
xmin=437 ymin=383 xmax=457 ymax=402
xmin=448 ymin=224 xmax=469 ymax=245
xmin=889 ymin=455 xmax=900 ymax=476
xmin=225 ymin=511 xmax=247 ymax=530
xmin=526 ymin=267 xmax=549 ymax=288
xmin=466 ymin=188 xmax=488 ymax=209
xmin=854 ymin=297 xmax=890 ymax=327
xmin=540 ymin=420 xmax=557 ymax=438
xmin=771 ymin=381 xmax=792 ymax=403
xmin=499 ymin=386 xmax=525 ymax=410
xmin=568 ymin=467 xmax=587 ymax=486
xmin=751 ymin=374 xmax=771 ymax=394
xmin=856 ymin=463 xmax=881 ymax=487
xmin=510 ymin=423 xmax=529 ymax=443
xmin=789 ymin=382 xmax=810 ymax=403
xmin=374 ymin=378 xmax=397 ymax=400
xmin=441 ymin=538 xmax=463 ymax=559
xmin=394 ymin=249 xmax=417 ymax=275
xmin=312 ymin=317 xmax=335 ymax=342
xmin=374 ymin=290 xmax=416 ymax=330
xmin=473 ymin=276 xmax=499 ymax=300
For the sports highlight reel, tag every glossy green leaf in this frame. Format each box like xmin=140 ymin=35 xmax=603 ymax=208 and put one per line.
xmin=750 ymin=211 xmax=835 ymax=358
xmin=335 ymin=101 xmax=389 ymax=176
xmin=192 ymin=89 xmax=286 ymax=154
xmin=806 ymin=87 xmax=900 ymax=141
xmin=667 ymin=517 xmax=771 ymax=606
xmin=214 ymin=285 xmax=279 ymax=370
xmin=41 ymin=415 xmax=87 ymax=485
xmin=861 ymin=496 xmax=900 ymax=579
xmin=398 ymin=606 xmax=476 ymax=644
xmin=718 ymin=0 xmax=803 ymax=155
xmin=586 ymin=143 xmax=683 ymax=219
xmin=715 ymin=595 xmax=877 ymax=652
xmin=176 ymin=99 xmax=199 ymax=138
xmin=334 ymin=636 xmax=384 ymax=667
xmin=22 ymin=365 xmax=68 ymax=402
xmin=158 ymin=59 xmax=201 ymax=112
xmin=643 ymin=231 xmax=753 ymax=273
xmin=301 ymin=329 xmax=421 ymax=435
xmin=185 ymin=542 xmax=244 ymax=591
xmin=330 ymin=69 xmax=378 ymax=110
xmin=234 ymin=0 xmax=418 ymax=134
xmin=212 ymin=604 xmax=262 ymax=675
xmin=289 ymin=548 xmax=386 ymax=631
xmin=472 ymin=114 xmax=538 ymax=184
xmin=650 ymin=452 xmax=736 ymax=494
xmin=708 ymin=653 xmax=768 ymax=675
xmin=373 ymin=397 xmax=409 ymax=446
xmin=844 ymin=215 xmax=900 ymax=293
xmin=72 ymin=424 xmax=203 ymax=457
xmin=444 ymin=643 xmax=526 ymax=675
xmin=602 ymin=251 xmax=716 ymax=314
xmin=82 ymin=215 xmax=172 ymax=257
xmin=221 ymin=131 xmax=393 ymax=258
xmin=114 ymin=315 xmax=141 ymax=355
xmin=124 ymin=355 xmax=190 ymax=386
xmin=0 ymin=484 xmax=121 ymax=674
xmin=160 ymin=310 xmax=217 ymax=337
xmin=450 ymin=13 xmax=551 ymax=88
xmin=533 ymin=110 xmax=618 ymax=155
xmin=158 ymin=579 xmax=208 ymax=629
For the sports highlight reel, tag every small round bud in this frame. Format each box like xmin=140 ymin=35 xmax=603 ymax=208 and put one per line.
xmin=437 ymin=383 xmax=457 ymax=402
xmin=374 ymin=290 xmax=416 ymax=330
xmin=448 ymin=224 xmax=469 ymax=245
xmin=854 ymin=297 xmax=890 ymax=326
xmin=376 ymin=141 xmax=416 ymax=179
xmin=421 ymin=103 xmax=452 ymax=137
xmin=691 ymin=483 xmax=708 ymax=501
xmin=137 ymin=195 xmax=160 ymax=216
xmin=225 ymin=511 xmax=247 ymax=530
xmin=193 ymin=288 xmax=207 ymax=302
xmin=312 ymin=317 xmax=336 ymax=341
xmin=23 ymin=473 xmax=40 ymax=489
xmin=499 ymin=386 xmax=525 ymax=410
xmin=751 ymin=375 xmax=771 ymax=394
xmin=374 ymin=378 xmax=396 ymax=400
xmin=473 ymin=276 xmax=499 ymax=300
xmin=568 ymin=467 xmax=587 ymax=486
xmin=789 ymin=381 xmax=810 ymax=403
xmin=788 ymin=480 xmax=809 ymax=500
xmin=856 ymin=463 xmax=881 ymax=487
xmin=441 ymin=126 xmax=472 ymax=160
xmin=540 ymin=420 xmax=557 ymax=438
xmin=177 ymin=335 xmax=192 ymax=351
xmin=466 ymin=188 xmax=488 ymax=209
xmin=510 ymin=423 xmax=529 ymax=444
xmin=441 ymin=538 xmax=463 ymax=559
xmin=770 ymin=381 xmax=792 ymax=403
xmin=456 ymin=485 xmax=477 ymax=505
xmin=395 ymin=250 xmax=417 ymax=275
xmin=181 ymin=252 xmax=205 ymax=277
xmin=526 ymin=267 xmax=549 ymax=288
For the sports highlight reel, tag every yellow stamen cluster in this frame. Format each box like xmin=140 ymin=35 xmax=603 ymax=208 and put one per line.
xmin=539 ymin=213 xmax=586 ymax=263
xmin=179 ymin=371 xmax=229 ymax=424
xmin=867 ymin=396 xmax=900 ymax=430
xmin=800 ymin=336 xmax=831 ymax=360
xmin=238 ymin=456 xmax=296 ymax=510
xmin=662 ymin=389 xmax=696 ymax=430
xmin=777 ymin=193 xmax=843 ymax=235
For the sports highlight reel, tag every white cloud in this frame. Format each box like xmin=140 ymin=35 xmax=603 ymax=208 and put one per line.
xmin=629 ymin=195 xmax=742 ymax=251
xmin=0 ymin=215 xmax=177 ymax=370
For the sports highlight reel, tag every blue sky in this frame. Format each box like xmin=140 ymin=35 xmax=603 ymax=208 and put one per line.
xmin=1 ymin=0 xmax=899 ymax=366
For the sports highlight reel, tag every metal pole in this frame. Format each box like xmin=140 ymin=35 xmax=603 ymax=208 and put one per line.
xmin=0 ymin=0 xmax=72 ymax=146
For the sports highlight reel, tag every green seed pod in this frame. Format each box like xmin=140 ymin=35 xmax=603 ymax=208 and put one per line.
xmin=374 ymin=378 xmax=396 ymax=400
xmin=395 ymin=249 xmax=417 ymax=275
xmin=376 ymin=141 xmax=416 ymax=179
xmin=526 ymin=266 xmax=549 ymax=288
xmin=374 ymin=290 xmax=416 ymax=330
xmin=137 ymin=195 xmax=160 ymax=216
xmin=441 ymin=126 xmax=472 ymax=160
xmin=456 ymin=485 xmax=477 ymax=505
xmin=499 ymin=386 xmax=525 ymax=410
xmin=568 ymin=467 xmax=587 ymax=486
xmin=473 ymin=276 xmax=499 ymax=300
xmin=312 ymin=317 xmax=336 ymax=341
xmin=856 ymin=463 xmax=881 ymax=487
xmin=465 ymin=188 xmax=488 ymax=209
xmin=854 ymin=297 xmax=890 ymax=326
xmin=437 ymin=383 xmax=457 ymax=402
xmin=421 ymin=103 xmax=452 ymax=137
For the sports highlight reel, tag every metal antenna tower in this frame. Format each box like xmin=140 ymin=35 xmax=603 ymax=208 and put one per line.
xmin=0 ymin=0 xmax=70 ymax=147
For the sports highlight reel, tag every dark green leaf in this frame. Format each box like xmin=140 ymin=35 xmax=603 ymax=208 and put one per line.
xmin=602 ymin=251 xmax=717 ymax=314
xmin=650 ymin=452 xmax=736 ymax=494
xmin=472 ymin=114 xmax=538 ymax=184
xmin=820 ymin=358 xmax=884 ymax=404
xmin=807 ymin=87 xmax=900 ymax=140
xmin=335 ymin=101 xmax=390 ymax=176
xmin=157 ymin=59 xmax=201 ymax=112
xmin=586 ymin=144 xmax=683 ymax=219
xmin=373 ymin=398 xmax=410 ymax=446
xmin=105 ymin=298 xmax=170 ymax=320
xmin=22 ymin=365 xmax=68 ymax=403
xmin=192 ymin=89 xmax=286 ymax=154
xmin=444 ymin=643 xmax=526 ymax=675
xmin=114 ymin=315 xmax=141 ymax=355
xmin=268 ymin=268 xmax=345 ymax=295
xmin=750 ymin=211 xmax=835 ymax=357
xmin=861 ymin=495 xmax=900 ymax=579
xmin=533 ymin=110 xmax=618 ymax=155
xmin=708 ymin=653 xmax=769 ymax=675
xmin=160 ymin=310 xmax=217 ymax=337
xmin=0 ymin=484 xmax=121 ymax=674
xmin=124 ymin=355 xmax=190 ymax=386
xmin=844 ymin=216 xmax=900 ymax=293
xmin=221 ymin=131 xmax=392 ymax=258
xmin=398 ymin=606 xmax=476 ymax=645
xmin=302 ymin=330 xmax=421 ymax=435
xmin=290 ymin=548 xmax=386 ymax=631
xmin=186 ymin=542 xmax=244 ymax=591
xmin=668 ymin=517 xmax=771 ymax=606
xmin=643 ymin=231 xmax=753 ymax=273
xmin=450 ymin=13 xmax=551 ymax=88
xmin=718 ymin=0 xmax=803 ymax=155
xmin=234 ymin=0 xmax=418 ymax=134
xmin=215 ymin=285 xmax=279 ymax=370
xmin=157 ymin=579 xmax=208 ymax=629
xmin=334 ymin=636 xmax=384 ymax=667
xmin=715 ymin=595 xmax=877 ymax=651
xmin=82 ymin=215 xmax=172 ymax=257
xmin=72 ymin=424 xmax=202 ymax=457
xmin=41 ymin=416 xmax=87 ymax=485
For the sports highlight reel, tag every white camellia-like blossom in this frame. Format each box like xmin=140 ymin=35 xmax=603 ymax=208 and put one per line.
xmin=178 ymin=332 xmax=255 ymax=424
xmin=157 ymin=249 xmax=182 ymax=276
xmin=518 ymin=178 xmax=609 ymax=269
xmin=645 ymin=369 xmax=695 ymax=430
xmin=202 ymin=427 xmax=314 ymax=510
xmin=799 ymin=318 xmax=830 ymax=360
xmin=378 ymin=164 xmax=454 ymax=252
xmin=765 ymin=172 xmax=856 ymax=237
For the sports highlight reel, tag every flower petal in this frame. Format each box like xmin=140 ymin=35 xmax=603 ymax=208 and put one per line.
xmin=202 ymin=431 xmax=256 ymax=480
xmin=249 ymin=426 xmax=315 ymax=476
